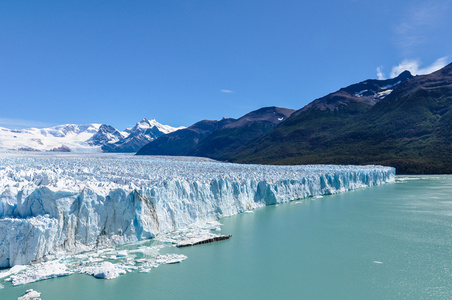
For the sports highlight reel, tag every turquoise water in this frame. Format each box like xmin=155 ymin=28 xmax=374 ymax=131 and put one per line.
xmin=2 ymin=175 xmax=452 ymax=299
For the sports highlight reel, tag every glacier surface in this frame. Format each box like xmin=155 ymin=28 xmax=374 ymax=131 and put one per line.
xmin=0 ymin=153 xmax=395 ymax=267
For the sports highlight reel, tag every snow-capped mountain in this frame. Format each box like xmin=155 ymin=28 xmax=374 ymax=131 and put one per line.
xmin=127 ymin=118 xmax=185 ymax=135
xmin=87 ymin=125 xmax=125 ymax=147
xmin=0 ymin=119 xmax=183 ymax=153
xmin=102 ymin=119 xmax=186 ymax=153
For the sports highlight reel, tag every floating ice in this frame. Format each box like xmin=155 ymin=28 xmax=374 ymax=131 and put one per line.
xmin=0 ymin=265 xmax=27 ymax=279
xmin=80 ymin=261 xmax=127 ymax=279
xmin=0 ymin=153 xmax=395 ymax=267
xmin=155 ymin=254 xmax=187 ymax=264
xmin=17 ymin=289 xmax=41 ymax=300
xmin=157 ymin=221 xmax=226 ymax=247
xmin=2 ymin=235 xmax=189 ymax=284
xmin=7 ymin=261 xmax=72 ymax=285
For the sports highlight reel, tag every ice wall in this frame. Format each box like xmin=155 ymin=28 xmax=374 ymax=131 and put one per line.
xmin=0 ymin=153 xmax=395 ymax=267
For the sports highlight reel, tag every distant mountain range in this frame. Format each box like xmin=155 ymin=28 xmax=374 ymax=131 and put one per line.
xmin=0 ymin=118 xmax=184 ymax=153
xmin=98 ymin=119 xmax=184 ymax=153
xmin=136 ymin=106 xmax=295 ymax=159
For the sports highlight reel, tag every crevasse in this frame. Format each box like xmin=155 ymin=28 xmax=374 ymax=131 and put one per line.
xmin=0 ymin=153 xmax=395 ymax=267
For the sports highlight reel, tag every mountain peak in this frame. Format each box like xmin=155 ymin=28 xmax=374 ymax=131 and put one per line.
xmin=139 ymin=118 xmax=157 ymax=124
xmin=129 ymin=118 xmax=184 ymax=135
xmin=299 ymin=71 xmax=414 ymax=114
xmin=223 ymin=106 xmax=295 ymax=129
xmin=102 ymin=118 xmax=186 ymax=153
xmin=396 ymin=70 xmax=413 ymax=80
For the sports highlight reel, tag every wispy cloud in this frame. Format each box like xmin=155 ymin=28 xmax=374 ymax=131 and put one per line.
xmin=394 ymin=1 xmax=450 ymax=55
xmin=0 ymin=117 xmax=55 ymax=129
xmin=389 ymin=57 xmax=448 ymax=78
xmin=376 ymin=66 xmax=385 ymax=80
xmin=220 ymin=89 xmax=233 ymax=93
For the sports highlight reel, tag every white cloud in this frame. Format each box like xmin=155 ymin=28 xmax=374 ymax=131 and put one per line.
xmin=376 ymin=66 xmax=385 ymax=80
xmin=389 ymin=57 xmax=448 ymax=78
xmin=220 ymin=89 xmax=233 ymax=93
xmin=0 ymin=117 xmax=55 ymax=129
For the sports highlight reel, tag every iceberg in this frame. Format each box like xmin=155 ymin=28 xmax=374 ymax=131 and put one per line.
xmin=155 ymin=253 xmax=187 ymax=264
xmin=0 ymin=153 xmax=395 ymax=267
xmin=17 ymin=289 xmax=41 ymax=300
xmin=80 ymin=261 xmax=126 ymax=279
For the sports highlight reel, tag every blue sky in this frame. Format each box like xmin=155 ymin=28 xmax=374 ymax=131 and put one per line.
xmin=1 ymin=0 xmax=451 ymax=130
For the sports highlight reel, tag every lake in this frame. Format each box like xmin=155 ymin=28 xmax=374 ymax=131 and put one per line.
xmin=2 ymin=175 xmax=452 ymax=299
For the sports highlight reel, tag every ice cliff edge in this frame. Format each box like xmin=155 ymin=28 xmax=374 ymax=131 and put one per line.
xmin=0 ymin=154 xmax=395 ymax=267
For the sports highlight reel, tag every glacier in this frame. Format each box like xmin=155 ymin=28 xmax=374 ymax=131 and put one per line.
xmin=0 ymin=152 xmax=395 ymax=268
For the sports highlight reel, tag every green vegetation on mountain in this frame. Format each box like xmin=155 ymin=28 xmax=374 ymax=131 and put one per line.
xmin=229 ymin=64 xmax=452 ymax=174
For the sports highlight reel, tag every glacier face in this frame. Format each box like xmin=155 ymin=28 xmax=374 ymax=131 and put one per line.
xmin=0 ymin=153 xmax=395 ymax=267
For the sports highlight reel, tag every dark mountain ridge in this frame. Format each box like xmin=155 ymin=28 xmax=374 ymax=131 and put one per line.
xmin=189 ymin=107 xmax=295 ymax=160
xmin=136 ymin=118 xmax=235 ymax=156
xmin=136 ymin=107 xmax=294 ymax=158
xmin=297 ymin=70 xmax=413 ymax=114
